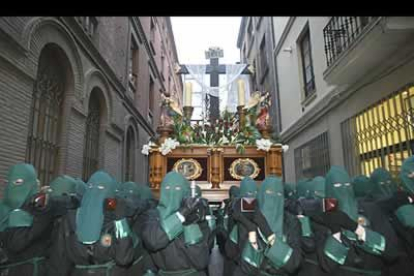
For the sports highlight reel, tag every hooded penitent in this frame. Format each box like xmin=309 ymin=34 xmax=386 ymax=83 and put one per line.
xmin=239 ymin=176 xmax=257 ymax=198
xmin=296 ymin=179 xmax=311 ymax=198
xmin=308 ymin=176 xmax=326 ymax=200
xmin=284 ymin=182 xmax=297 ymax=200
xmin=229 ymin=185 xmax=240 ymax=199
xmin=76 ymin=171 xmax=117 ymax=244
xmin=48 ymin=175 xmax=79 ymax=198
xmin=370 ymin=168 xmax=398 ymax=197
xmin=75 ymin=178 xmax=87 ymax=198
xmin=396 ymin=156 xmax=414 ymax=227
xmin=0 ymin=163 xmax=40 ymax=230
xmin=157 ymin=172 xmax=190 ymax=220
xmin=352 ymin=175 xmax=375 ymax=199
xmin=117 ymin=182 xmax=143 ymax=217
xmin=325 ymin=166 xmax=358 ymax=221
xmin=257 ymin=176 xmax=284 ymax=237
xmin=400 ymin=156 xmax=414 ymax=195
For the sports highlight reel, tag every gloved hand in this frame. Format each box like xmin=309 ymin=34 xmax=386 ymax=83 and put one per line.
xmin=50 ymin=195 xmax=80 ymax=217
xmin=178 ymin=197 xmax=200 ymax=218
xmin=232 ymin=198 xmax=257 ymax=232
xmin=253 ymin=208 xmax=273 ymax=239
xmin=311 ymin=210 xmax=357 ymax=233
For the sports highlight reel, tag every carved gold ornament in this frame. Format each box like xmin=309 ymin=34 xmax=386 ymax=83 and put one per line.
xmin=229 ymin=158 xmax=261 ymax=180
xmin=173 ymin=158 xmax=203 ymax=180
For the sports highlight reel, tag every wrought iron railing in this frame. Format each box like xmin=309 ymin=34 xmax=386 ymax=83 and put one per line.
xmin=323 ymin=17 xmax=377 ymax=67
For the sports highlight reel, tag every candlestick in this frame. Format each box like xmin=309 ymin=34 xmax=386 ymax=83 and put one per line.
xmin=237 ymin=79 xmax=245 ymax=106
xmin=184 ymin=82 xmax=193 ymax=106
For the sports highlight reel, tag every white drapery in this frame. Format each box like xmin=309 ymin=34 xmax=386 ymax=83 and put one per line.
xmin=183 ymin=63 xmax=249 ymax=115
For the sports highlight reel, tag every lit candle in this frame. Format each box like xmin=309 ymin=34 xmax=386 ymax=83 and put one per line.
xmin=238 ymin=79 xmax=245 ymax=106
xmin=184 ymin=82 xmax=193 ymax=106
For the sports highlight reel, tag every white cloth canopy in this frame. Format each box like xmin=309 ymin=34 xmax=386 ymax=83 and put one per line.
xmin=183 ymin=63 xmax=249 ymax=114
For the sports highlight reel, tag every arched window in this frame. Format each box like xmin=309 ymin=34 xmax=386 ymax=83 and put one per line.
xmin=26 ymin=44 xmax=66 ymax=185
xmin=82 ymin=90 xmax=102 ymax=181
xmin=124 ymin=127 xmax=136 ymax=181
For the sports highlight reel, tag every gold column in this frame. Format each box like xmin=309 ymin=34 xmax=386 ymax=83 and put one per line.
xmin=208 ymin=147 xmax=223 ymax=189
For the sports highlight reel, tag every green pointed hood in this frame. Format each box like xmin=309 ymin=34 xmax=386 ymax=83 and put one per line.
xmin=239 ymin=177 xmax=257 ymax=198
xmin=116 ymin=181 xmax=143 ymax=217
xmin=75 ymin=178 xmax=87 ymax=197
xmin=371 ymin=168 xmax=398 ymax=196
xmin=258 ymin=176 xmax=284 ymax=237
xmin=352 ymin=175 xmax=375 ymax=198
xmin=400 ymin=156 xmax=414 ymax=194
xmin=4 ymin=163 xmax=39 ymax=210
xmin=76 ymin=170 xmax=116 ymax=244
xmin=296 ymin=179 xmax=311 ymax=198
xmin=284 ymin=182 xmax=297 ymax=199
xmin=229 ymin=185 xmax=240 ymax=199
xmin=48 ymin=175 xmax=78 ymax=198
xmin=307 ymin=176 xmax=326 ymax=200
xmin=157 ymin=172 xmax=190 ymax=220
xmin=325 ymin=166 xmax=358 ymax=221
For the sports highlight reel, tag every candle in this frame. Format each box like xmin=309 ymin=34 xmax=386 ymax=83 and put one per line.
xmin=238 ymin=79 xmax=245 ymax=106
xmin=184 ymin=82 xmax=193 ymax=106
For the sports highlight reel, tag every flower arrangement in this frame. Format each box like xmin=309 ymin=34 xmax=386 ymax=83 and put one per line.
xmin=141 ymin=91 xmax=289 ymax=155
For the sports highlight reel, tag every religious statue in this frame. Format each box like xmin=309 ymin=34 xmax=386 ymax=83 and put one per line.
xmin=160 ymin=93 xmax=183 ymax=127
xmin=244 ymin=91 xmax=271 ymax=134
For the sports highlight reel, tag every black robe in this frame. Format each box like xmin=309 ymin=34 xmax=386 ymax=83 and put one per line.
xmin=310 ymin=201 xmax=405 ymax=276
xmin=225 ymin=212 xmax=302 ymax=276
xmin=375 ymin=196 xmax=413 ymax=276
xmin=0 ymin=206 xmax=54 ymax=276
xmin=50 ymin=209 xmax=135 ymax=276
xmin=123 ymin=200 xmax=158 ymax=276
xmin=141 ymin=208 xmax=210 ymax=276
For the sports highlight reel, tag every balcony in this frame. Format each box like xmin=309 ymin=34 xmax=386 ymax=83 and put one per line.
xmin=323 ymin=17 xmax=414 ymax=86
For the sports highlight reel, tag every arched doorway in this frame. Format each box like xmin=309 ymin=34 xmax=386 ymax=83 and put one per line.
xmin=26 ymin=43 xmax=72 ymax=185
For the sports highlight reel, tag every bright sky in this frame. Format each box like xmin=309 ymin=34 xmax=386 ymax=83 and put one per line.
xmin=171 ymin=17 xmax=242 ymax=65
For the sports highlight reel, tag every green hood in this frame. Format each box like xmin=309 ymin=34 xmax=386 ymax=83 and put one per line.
xmin=296 ymin=179 xmax=311 ymax=198
xmin=400 ymin=156 xmax=414 ymax=194
xmin=0 ymin=163 xmax=39 ymax=230
xmin=157 ymin=172 xmax=190 ymax=220
xmin=48 ymin=175 xmax=78 ymax=198
xmin=370 ymin=168 xmax=397 ymax=197
xmin=325 ymin=166 xmax=358 ymax=221
xmin=75 ymin=178 xmax=87 ymax=197
xmin=352 ymin=175 xmax=375 ymax=198
xmin=307 ymin=176 xmax=326 ymax=200
xmin=4 ymin=163 xmax=39 ymax=210
xmin=284 ymin=182 xmax=297 ymax=199
xmin=116 ymin=182 xmax=143 ymax=217
xmin=239 ymin=177 xmax=257 ymax=198
xmin=76 ymin=170 xmax=116 ymax=244
xmin=229 ymin=185 xmax=240 ymax=199
xmin=258 ymin=176 xmax=284 ymax=237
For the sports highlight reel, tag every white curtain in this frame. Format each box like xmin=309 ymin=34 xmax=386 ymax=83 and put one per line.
xmin=183 ymin=63 xmax=249 ymax=115
xmin=224 ymin=64 xmax=249 ymax=113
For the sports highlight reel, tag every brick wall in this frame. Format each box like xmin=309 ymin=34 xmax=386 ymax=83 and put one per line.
xmin=0 ymin=16 xmax=181 ymax=190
